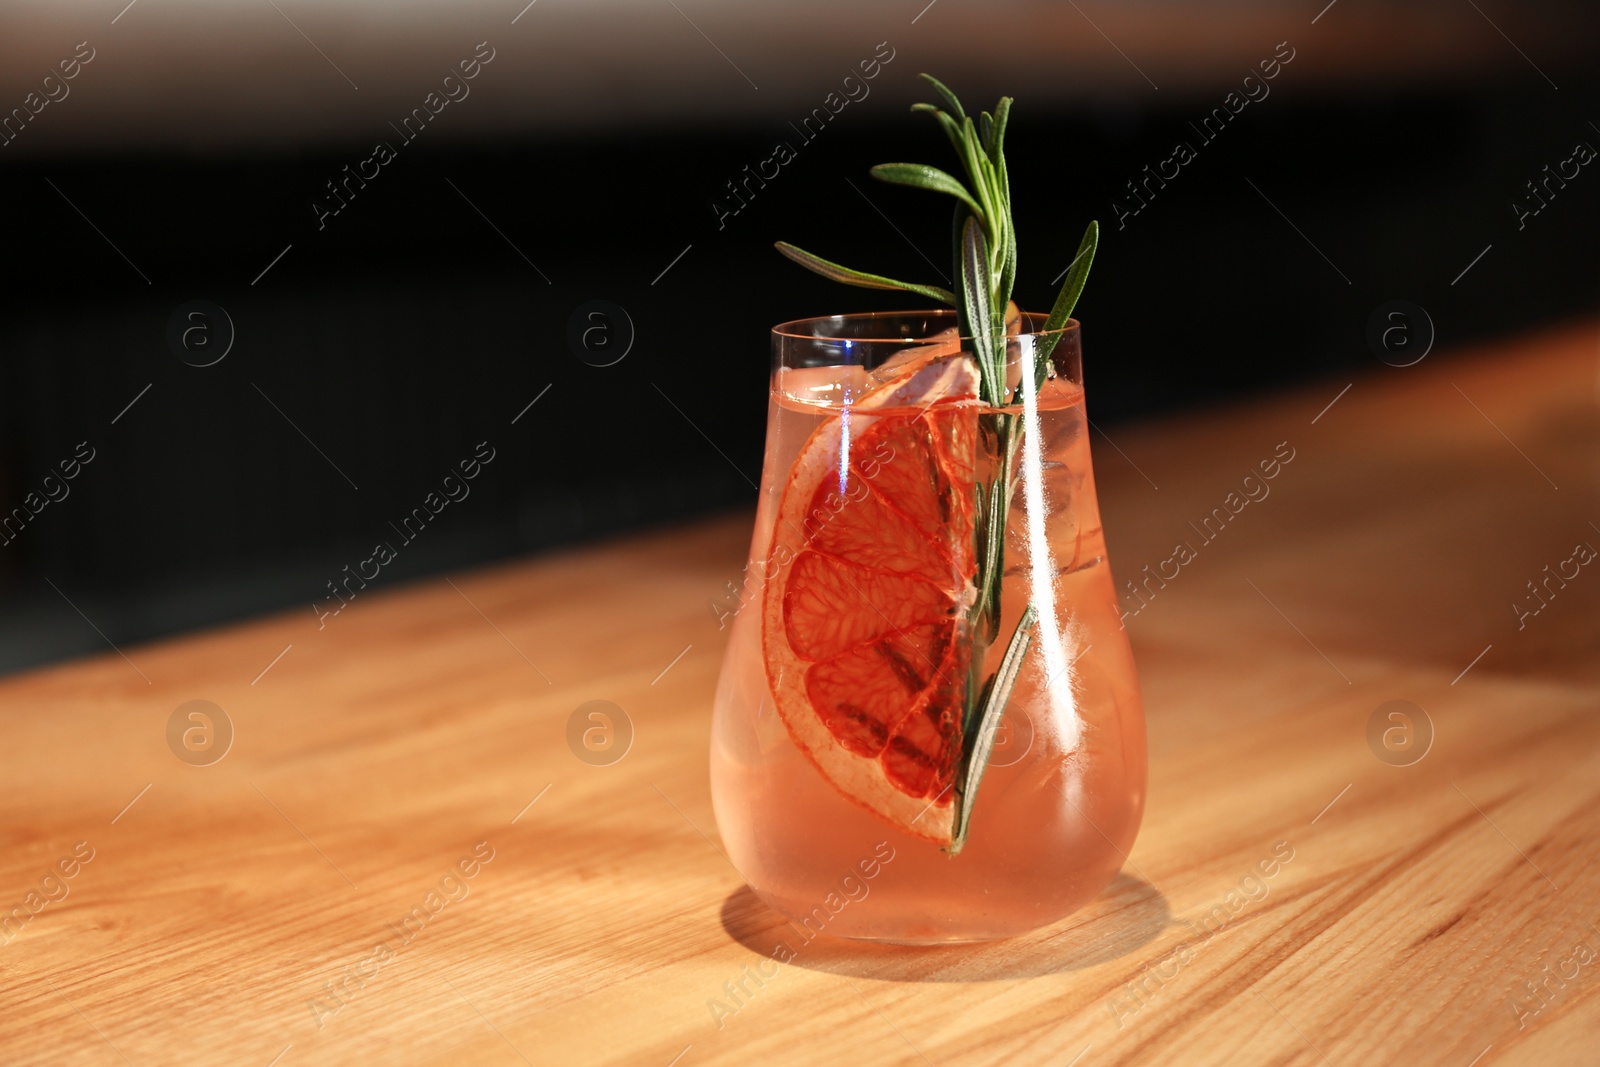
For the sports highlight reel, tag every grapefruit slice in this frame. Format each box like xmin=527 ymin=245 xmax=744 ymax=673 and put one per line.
xmin=763 ymin=349 xmax=982 ymax=845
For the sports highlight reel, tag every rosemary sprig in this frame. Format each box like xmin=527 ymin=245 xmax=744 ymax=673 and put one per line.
xmin=954 ymin=602 xmax=1037 ymax=850
xmin=776 ymin=74 xmax=1099 ymax=852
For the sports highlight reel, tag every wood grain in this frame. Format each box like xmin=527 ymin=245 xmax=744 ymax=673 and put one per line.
xmin=1 ymin=322 xmax=1597 ymax=1066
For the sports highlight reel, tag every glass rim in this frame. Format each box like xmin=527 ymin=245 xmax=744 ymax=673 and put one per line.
xmin=771 ymin=308 xmax=1079 ymax=343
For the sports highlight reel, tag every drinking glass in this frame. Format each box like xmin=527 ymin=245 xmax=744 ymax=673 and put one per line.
xmin=710 ymin=310 xmax=1145 ymax=944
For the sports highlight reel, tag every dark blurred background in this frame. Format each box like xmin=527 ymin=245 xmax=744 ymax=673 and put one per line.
xmin=1 ymin=0 xmax=1596 ymax=674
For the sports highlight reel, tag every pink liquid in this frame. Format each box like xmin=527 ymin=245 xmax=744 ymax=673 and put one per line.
xmin=710 ymin=368 xmax=1147 ymax=943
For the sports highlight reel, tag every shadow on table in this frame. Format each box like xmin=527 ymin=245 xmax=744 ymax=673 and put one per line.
xmin=718 ymin=873 xmax=1169 ymax=982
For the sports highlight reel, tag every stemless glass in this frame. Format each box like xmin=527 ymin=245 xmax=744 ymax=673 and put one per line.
xmin=710 ymin=310 xmax=1145 ymax=944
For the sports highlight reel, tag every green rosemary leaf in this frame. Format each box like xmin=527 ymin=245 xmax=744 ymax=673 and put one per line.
xmin=918 ymin=72 xmax=968 ymax=121
xmin=869 ymin=163 xmax=985 ymax=221
xmin=1035 ymin=221 xmax=1098 ymax=377
xmin=773 ymin=242 xmax=957 ymax=306
xmin=993 ymin=103 xmax=1012 ymax=221
xmin=998 ymin=228 xmax=1017 ymax=339
xmin=968 ymin=475 xmax=1004 ymax=642
xmin=979 ymin=111 xmax=994 ymax=152
xmin=949 ymin=601 xmax=1038 ymax=853
xmin=1043 ymin=221 xmax=1099 ymax=333
xmin=957 ymin=117 xmax=998 ymax=229
xmin=960 ymin=217 xmax=996 ymax=398
xmin=978 ymin=151 xmax=1006 ymax=259
xmin=996 ymin=149 xmax=1011 ymax=222
xmin=989 ymin=96 xmax=1012 ymax=165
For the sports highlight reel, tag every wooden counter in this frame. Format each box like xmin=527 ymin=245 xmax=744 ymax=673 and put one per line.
xmin=3 ymin=322 xmax=1598 ymax=1065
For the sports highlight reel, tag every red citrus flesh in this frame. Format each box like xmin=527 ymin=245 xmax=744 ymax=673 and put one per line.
xmin=762 ymin=353 xmax=980 ymax=844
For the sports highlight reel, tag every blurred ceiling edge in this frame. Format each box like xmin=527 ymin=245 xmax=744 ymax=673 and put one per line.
xmin=0 ymin=0 xmax=1594 ymax=155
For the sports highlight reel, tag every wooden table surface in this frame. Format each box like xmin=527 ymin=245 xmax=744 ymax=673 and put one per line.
xmin=3 ymin=322 xmax=1598 ymax=1066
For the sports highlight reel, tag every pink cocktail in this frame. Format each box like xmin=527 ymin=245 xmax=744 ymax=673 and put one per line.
xmin=710 ymin=311 xmax=1146 ymax=944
